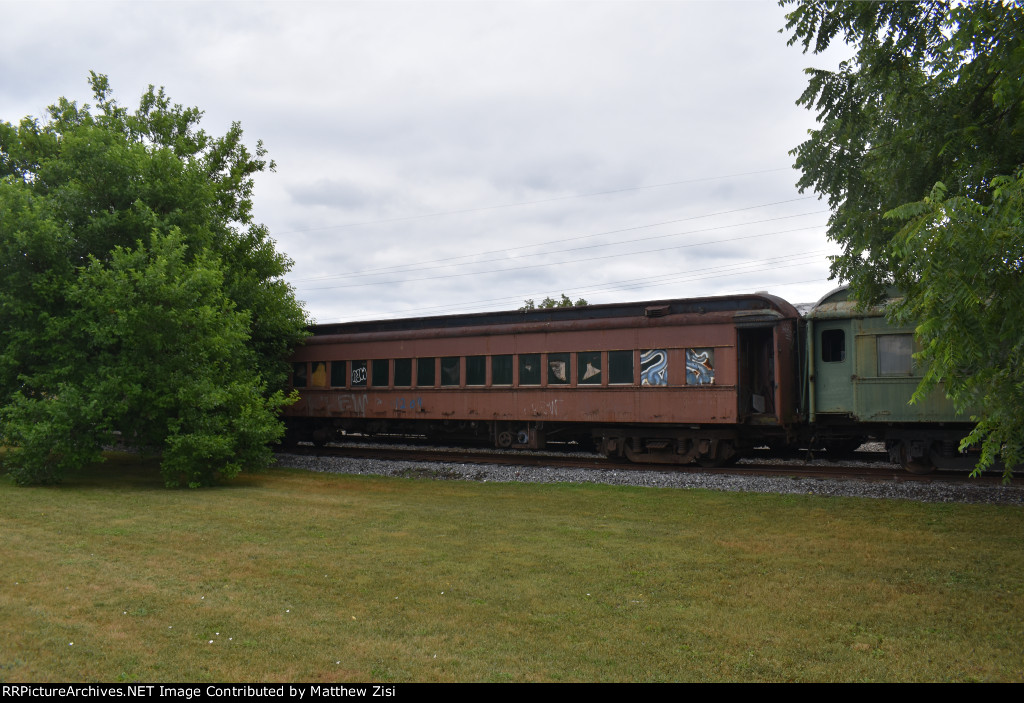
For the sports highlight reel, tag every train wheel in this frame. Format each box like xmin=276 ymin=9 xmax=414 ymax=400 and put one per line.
xmin=903 ymin=458 xmax=935 ymax=474
xmin=696 ymin=440 xmax=738 ymax=468
xmin=496 ymin=431 xmax=514 ymax=448
xmin=898 ymin=442 xmax=935 ymax=474
xmin=600 ymin=436 xmax=626 ymax=460
xmin=311 ymin=426 xmax=335 ymax=448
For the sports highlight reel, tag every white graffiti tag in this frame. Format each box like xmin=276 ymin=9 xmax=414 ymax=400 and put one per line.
xmin=334 ymin=394 xmax=369 ymax=416
xmin=526 ymin=399 xmax=561 ymax=417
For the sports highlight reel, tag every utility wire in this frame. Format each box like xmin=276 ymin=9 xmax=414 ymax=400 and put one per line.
xmin=278 ymin=167 xmax=794 ymax=236
xmin=297 ymin=209 xmax=824 ymax=284
xmin=298 ymin=223 xmax=827 ymax=291
xmin=291 ymin=195 xmax=815 ymax=282
xmin=331 ymin=250 xmax=830 ymax=321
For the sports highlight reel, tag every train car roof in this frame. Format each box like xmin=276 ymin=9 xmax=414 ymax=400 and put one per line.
xmin=806 ymin=284 xmax=899 ymax=320
xmin=308 ymin=292 xmax=801 ymax=337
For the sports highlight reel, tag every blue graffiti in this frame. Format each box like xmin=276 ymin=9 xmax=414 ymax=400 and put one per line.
xmin=686 ymin=348 xmax=715 ymax=385
xmin=394 ymin=397 xmax=423 ymax=411
xmin=640 ymin=349 xmax=668 ymax=386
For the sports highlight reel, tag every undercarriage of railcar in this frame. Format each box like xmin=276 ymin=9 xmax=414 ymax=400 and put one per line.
xmin=282 ymin=415 xmax=795 ymax=468
xmin=284 ymin=413 xmax=1007 ymax=475
xmin=805 ymin=414 xmax=978 ymax=474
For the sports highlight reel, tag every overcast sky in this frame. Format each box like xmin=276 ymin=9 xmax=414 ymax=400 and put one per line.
xmin=3 ymin=0 xmax=851 ymax=324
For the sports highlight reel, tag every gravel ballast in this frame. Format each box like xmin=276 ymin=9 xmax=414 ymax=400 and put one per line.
xmin=275 ymin=451 xmax=1024 ymax=505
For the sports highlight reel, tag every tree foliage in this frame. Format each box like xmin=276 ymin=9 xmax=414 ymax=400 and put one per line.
xmin=781 ymin=1 xmax=1024 ymax=476
xmin=519 ymin=294 xmax=588 ymax=311
xmin=0 ymin=73 xmax=308 ymax=486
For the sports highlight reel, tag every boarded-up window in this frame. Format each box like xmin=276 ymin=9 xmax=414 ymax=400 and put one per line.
xmin=311 ymin=362 xmax=328 ymax=387
xmin=292 ymin=362 xmax=307 ymax=388
xmin=351 ymin=360 xmax=367 ymax=387
xmin=417 ymin=358 xmax=435 ymax=387
xmin=371 ymin=359 xmax=389 ymax=387
xmin=441 ymin=356 xmax=460 ymax=386
xmin=686 ymin=348 xmax=715 ymax=385
xmin=577 ymin=351 xmax=601 ymax=385
xmin=609 ymin=350 xmax=633 ymax=385
xmin=519 ymin=354 xmax=541 ymax=385
xmin=878 ymin=334 xmax=913 ymax=375
xmin=641 ymin=349 xmax=668 ymax=386
xmin=492 ymin=355 xmax=513 ymax=385
xmin=331 ymin=361 xmax=347 ymax=387
xmin=394 ymin=358 xmax=412 ymax=387
xmin=467 ymin=356 xmax=486 ymax=386
xmin=548 ymin=352 xmax=570 ymax=385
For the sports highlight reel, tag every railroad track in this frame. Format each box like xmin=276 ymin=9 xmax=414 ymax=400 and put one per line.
xmin=279 ymin=442 xmax=1004 ymax=485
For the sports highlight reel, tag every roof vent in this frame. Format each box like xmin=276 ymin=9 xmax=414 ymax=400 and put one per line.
xmin=644 ymin=305 xmax=670 ymax=318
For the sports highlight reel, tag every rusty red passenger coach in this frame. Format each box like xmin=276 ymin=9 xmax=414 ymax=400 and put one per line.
xmin=284 ymin=293 xmax=802 ymax=466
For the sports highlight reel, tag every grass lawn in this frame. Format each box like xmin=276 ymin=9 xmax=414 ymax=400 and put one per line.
xmin=1 ymin=454 xmax=1022 ymax=682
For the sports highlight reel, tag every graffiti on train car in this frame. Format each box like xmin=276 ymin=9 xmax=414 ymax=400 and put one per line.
xmin=526 ymin=399 xmax=562 ymax=417
xmin=335 ymin=393 xmax=369 ymax=416
xmin=641 ymin=349 xmax=668 ymax=386
xmin=394 ymin=397 xmax=424 ymax=412
xmin=686 ymin=348 xmax=715 ymax=385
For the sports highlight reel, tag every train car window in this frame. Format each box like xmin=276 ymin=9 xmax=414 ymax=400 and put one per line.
xmin=292 ymin=362 xmax=307 ymax=388
xmin=686 ymin=348 xmax=715 ymax=385
xmin=371 ymin=359 xmax=389 ymax=387
xmin=548 ymin=353 xmax=570 ymax=385
xmin=821 ymin=329 xmax=846 ymax=362
xmin=330 ymin=361 xmax=347 ymax=387
xmin=577 ymin=352 xmax=601 ymax=385
xmin=519 ymin=354 xmax=541 ymax=385
xmin=878 ymin=334 xmax=914 ymax=375
xmin=609 ymin=350 xmax=634 ymax=384
xmin=492 ymin=355 xmax=513 ymax=385
xmin=310 ymin=362 xmax=328 ymax=387
xmin=466 ymin=356 xmax=486 ymax=386
xmin=351 ymin=360 xmax=368 ymax=387
xmin=640 ymin=349 xmax=668 ymax=386
xmin=441 ymin=356 xmax=461 ymax=386
xmin=417 ymin=357 xmax=435 ymax=387
xmin=394 ymin=358 xmax=412 ymax=387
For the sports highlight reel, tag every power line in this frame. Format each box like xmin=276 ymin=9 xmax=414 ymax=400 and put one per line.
xmin=329 ymin=250 xmax=830 ymax=321
xmin=291 ymin=195 xmax=816 ymax=283
xmin=297 ymin=223 xmax=827 ymax=291
xmin=277 ymin=167 xmax=794 ymax=236
xmin=298 ymin=209 xmax=826 ymax=285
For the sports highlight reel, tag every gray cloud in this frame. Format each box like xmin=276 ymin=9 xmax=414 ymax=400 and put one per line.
xmin=4 ymin=0 xmax=850 ymax=323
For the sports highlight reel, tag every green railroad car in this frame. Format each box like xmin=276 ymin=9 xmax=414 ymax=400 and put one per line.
xmin=805 ymin=286 xmax=976 ymax=472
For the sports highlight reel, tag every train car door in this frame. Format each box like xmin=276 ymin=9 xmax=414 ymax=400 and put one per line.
xmin=814 ymin=322 xmax=853 ymax=414
xmin=737 ymin=326 xmax=776 ymax=419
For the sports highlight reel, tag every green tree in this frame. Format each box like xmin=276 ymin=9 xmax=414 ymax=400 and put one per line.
xmin=0 ymin=73 xmax=308 ymax=486
xmin=519 ymin=294 xmax=588 ymax=311
xmin=781 ymin=1 xmax=1024 ymax=476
